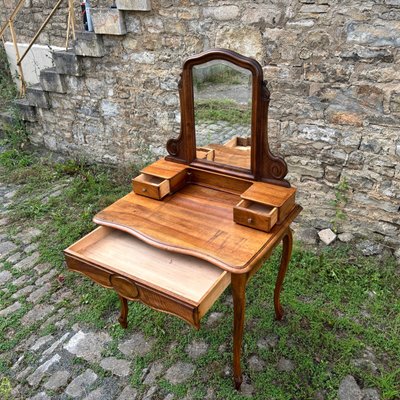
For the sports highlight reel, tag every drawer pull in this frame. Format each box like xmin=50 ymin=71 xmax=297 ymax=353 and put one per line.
xmin=110 ymin=274 xmax=139 ymax=300
xmin=142 ymin=188 xmax=147 ymax=192
xmin=233 ymin=199 xmax=278 ymax=232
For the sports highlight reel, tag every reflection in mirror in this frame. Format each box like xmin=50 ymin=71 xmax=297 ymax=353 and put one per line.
xmin=193 ymin=60 xmax=252 ymax=170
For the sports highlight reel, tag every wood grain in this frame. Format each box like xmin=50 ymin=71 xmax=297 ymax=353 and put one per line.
xmin=94 ymin=184 xmax=301 ymax=272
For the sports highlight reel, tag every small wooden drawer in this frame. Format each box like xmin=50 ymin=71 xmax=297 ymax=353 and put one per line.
xmin=132 ymin=173 xmax=170 ymax=200
xmin=233 ymin=199 xmax=278 ymax=232
xmin=196 ymin=147 xmax=215 ymax=161
xmin=64 ymin=227 xmax=231 ymax=329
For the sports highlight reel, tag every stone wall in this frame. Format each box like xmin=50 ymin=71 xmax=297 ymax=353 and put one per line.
xmin=3 ymin=0 xmax=400 ymax=250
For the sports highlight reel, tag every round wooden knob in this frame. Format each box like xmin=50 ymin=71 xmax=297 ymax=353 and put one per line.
xmin=247 ymin=218 xmax=253 ymax=224
xmin=111 ymin=275 xmax=139 ymax=299
xmin=142 ymin=188 xmax=147 ymax=192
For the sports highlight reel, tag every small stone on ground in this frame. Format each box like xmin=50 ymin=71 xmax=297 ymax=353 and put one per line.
xmin=338 ymin=375 xmax=362 ymax=400
xmin=318 ymin=228 xmax=337 ymax=245
xmin=100 ymin=357 xmax=131 ymax=377
xmin=43 ymin=370 xmax=70 ymax=390
xmin=63 ymin=330 xmax=111 ymax=362
xmin=186 ymin=340 xmax=209 ymax=359
xmin=118 ymin=332 xmax=153 ymax=357
xmin=0 ymin=301 xmax=21 ymax=317
xmin=248 ymin=354 xmax=265 ymax=372
xmin=277 ymin=357 xmax=295 ymax=372
xmin=65 ymin=369 xmax=98 ymax=398
xmin=165 ymin=362 xmax=195 ymax=384
xmin=117 ymin=385 xmax=138 ymax=400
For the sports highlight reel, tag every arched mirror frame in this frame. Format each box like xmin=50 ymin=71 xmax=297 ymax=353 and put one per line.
xmin=166 ymin=48 xmax=289 ymax=187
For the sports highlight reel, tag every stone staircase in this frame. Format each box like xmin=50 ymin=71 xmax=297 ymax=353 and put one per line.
xmin=14 ymin=0 xmax=151 ymax=123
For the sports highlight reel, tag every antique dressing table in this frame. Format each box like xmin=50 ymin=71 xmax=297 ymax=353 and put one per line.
xmin=64 ymin=49 xmax=302 ymax=390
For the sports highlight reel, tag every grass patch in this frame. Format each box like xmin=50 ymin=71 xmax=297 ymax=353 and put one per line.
xmin=195 ymin=99 xmax=251 ymax=125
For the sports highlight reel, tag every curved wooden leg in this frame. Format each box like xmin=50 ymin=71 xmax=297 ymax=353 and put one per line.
xmin=232 ymin=273 xmax=247 ymax=390
xmin=274 ymin=229 xmax=293 ymax=321
xmin=118 ymin=295 xmax=128 ymax=329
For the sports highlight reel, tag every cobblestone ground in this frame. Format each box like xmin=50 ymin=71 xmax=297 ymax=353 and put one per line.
xmin=196 ymin=121 xmax=251 ymax=148
xmin=0 ymin=177 xmax=212 ymax=400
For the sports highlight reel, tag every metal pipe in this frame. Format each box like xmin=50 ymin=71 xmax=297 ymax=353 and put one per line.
xmin=17 ymin=0 xmax=65 ymax=66
xmin=9 ymin=20 xmax=25 ymax=95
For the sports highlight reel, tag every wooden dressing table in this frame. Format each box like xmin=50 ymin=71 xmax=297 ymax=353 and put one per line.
xmin=64 ymin=49 xmax=302 ymax=390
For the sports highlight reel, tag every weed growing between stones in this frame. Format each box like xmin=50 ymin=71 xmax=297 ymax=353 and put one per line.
xmin=0 ymin=45 xmax=17 ymax=111
xmin=331 ymin=177 xmax=350 ymax=233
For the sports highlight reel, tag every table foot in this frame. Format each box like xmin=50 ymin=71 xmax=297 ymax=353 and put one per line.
xmin=274 ymin=229 xmax=293 ymax=321
xmin=234 ymin=375 xmax=243 ymax=391
xmin=118 ymin=295 xmax=128 ymax=329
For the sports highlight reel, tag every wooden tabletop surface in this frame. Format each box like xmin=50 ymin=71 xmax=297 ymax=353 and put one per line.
xmin=94 ymin=184 xmax=301 ymax=273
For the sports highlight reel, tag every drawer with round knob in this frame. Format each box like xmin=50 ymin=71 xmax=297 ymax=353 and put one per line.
xmin=233 ymin=199 xmax=278 ymax=232
xmin=64 ymin=227 xmax=231 ymax=329
xmin=132 ymin=173 xmax=170 ymax=200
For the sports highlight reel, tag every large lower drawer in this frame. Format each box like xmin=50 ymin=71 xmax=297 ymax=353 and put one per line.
xmin=64 ymin=227 xmax=231 ymax=328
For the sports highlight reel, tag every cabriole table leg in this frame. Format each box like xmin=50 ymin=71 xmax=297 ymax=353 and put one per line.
xmin=232 ymin=273 xmax=248 ymax=390
xmin=274 ymin=228 xmax=293 ymax=321
xmin=118 ymin=295 xmax=128 ymax=329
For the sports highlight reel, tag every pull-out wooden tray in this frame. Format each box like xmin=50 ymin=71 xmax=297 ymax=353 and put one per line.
xmin=64 ymin=227 xmax=231 ymax=328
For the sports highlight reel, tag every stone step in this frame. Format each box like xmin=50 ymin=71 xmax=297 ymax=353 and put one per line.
xmin=53 ymin=51 xmax=83 ymax=77
xmin=26 ymin=84 xmax=50 ymax=109
xmin=14 ymin=99 xmax=37 ymax=122
xmin=91 ymin=8 xmax=127 ymax=36
xmin=40 ymin=68 xmax=67 ymax=94
xmin=116 ymin=0 xmax=151 ymax=11
xmin=73 ymin=31 xmax=105 ymax=57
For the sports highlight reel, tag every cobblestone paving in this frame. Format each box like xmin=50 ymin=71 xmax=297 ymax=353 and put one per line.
xmin=0 ymin=178 xmax=207 ymax=400
xmin=196 ymin=121 xmax=251 ymax=148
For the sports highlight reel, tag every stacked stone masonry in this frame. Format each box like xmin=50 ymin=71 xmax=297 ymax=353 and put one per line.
xmin=1 ymin=0 xmax=399 ymax=250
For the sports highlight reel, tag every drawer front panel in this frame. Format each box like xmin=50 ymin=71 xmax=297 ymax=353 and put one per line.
xmin=65 ymin=253 xmax=199 ymax=328
xmin=66 ymin=255 xmax=112 ymax=288
xmin=132 ymin=174 xmax=170 ymax=200
xmin=233 ymin=200 xmax=278 ymax=232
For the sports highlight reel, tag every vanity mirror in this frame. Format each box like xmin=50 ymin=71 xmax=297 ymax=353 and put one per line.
xmin=166 ymin=48 xmax=289 ymax=186
xmin=193 ymin=59 xmax=252 ymax=170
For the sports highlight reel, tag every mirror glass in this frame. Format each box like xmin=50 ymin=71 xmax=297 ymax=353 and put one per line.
xmin=193 ymin=60 xmax=252 ymax=170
